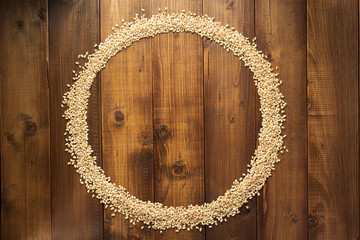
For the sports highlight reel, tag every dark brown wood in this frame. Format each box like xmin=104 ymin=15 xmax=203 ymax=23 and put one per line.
xmin=203 ymin=0 xmax=257 ymax=239
xmin=255 ymin=0 xmax=308 ymax=239
xmin=49 ymin=0 xmax=103 ymax=239
xmin=99 ymin=1 xmax=154 ymax=239
xmin=151 ymin=1 xmax=205 ymax=239
xmin=1 ymin=0 xmax=360 ymax=239
xmin=307 ymin=0 xmax=359 ymax=239
xmin=0 ymin=0 xmax=51 ymax=239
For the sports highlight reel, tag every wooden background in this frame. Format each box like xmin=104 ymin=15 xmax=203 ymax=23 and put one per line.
xmin=0 ymin=0 xmax=358 ymax=239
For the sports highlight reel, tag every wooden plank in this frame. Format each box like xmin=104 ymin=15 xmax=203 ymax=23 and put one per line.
xmin=49 ymin=0 xmax=103 ymax=239
xmin=255 ymin=0 xmax=308 ymax=239
xmin=0 ymin=0 xmax=51 ymax=239
xmin=151 ymin=1 xmax=204 ymax=239
xmin=99 ymin=1 xmax=154 ymax=239
xmin=307 ymin=0 xmax=359 ymax=239
xmin=203 ymin=0 xmax=256 ymax=239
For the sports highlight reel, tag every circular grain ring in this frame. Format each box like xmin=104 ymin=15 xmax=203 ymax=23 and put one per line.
xmin=62 ymin=11 xmax=287 ymax=233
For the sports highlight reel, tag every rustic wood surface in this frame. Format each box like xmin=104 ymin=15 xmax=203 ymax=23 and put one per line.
xmin=48 ymin=0 xmax=103 ymax=239
xmin=151 ymin=1 xmax=205 ymax=240
xmin=1 ymin=0 xmax=359 ymax=239
xmin=203 ymin=0 xmax=256 ymax=239
xmin=307 ymin=0 xmax=359 ymax=239
xmin=100 ymin=1 xmax=153 ymax=239
xmin=0 ymin=0 xmax=51 ymax=239
xmin=256 ymin=0 xmax=308 ymax=239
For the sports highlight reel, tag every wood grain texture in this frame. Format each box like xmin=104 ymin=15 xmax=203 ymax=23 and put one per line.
xmin=255 ymin=0 xmax=308 ymax=239
xmin=0 ymin=0 xmax=51 ymax=239
xmin=1 ymin=0 xmax=360 ymax=239
xmin=307 ymin=0 xmax=359 ymax=239
xmin=100 ymin=1 xmax=154 ymax=239
xmin=203 ymin=0 xmax=256 ymax=239
xmin=49 ymin=0 xmax=103 ymax=239
xmin=151 ymin=1 xmax=204 ymax=239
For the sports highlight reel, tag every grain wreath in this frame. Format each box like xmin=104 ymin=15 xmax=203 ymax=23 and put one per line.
xmin=62 ymin=10 xmax=287 ymax=233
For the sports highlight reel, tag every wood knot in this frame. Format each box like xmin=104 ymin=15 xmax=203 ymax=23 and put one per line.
xmin=308 ymin=214 xmax=320 ymax=231
xmin=158 ymin=125 xmax=169 ymax=139
xmin=226 ymin=1 xmax=235 ymax=9
xmin=173 ymin=164 xmax=183 ymax=175
xmin=171 ymin=160 xmax=187 ymax=178
xmin=24 ymin=121 xmax=37 ymax=135
xmin=239 ymin=205 xmax=251 ymax=215
xmin=289 ymin=212 xmax=298 ymax=222
xmin=38 ymin=8 xmax=46 ymax=22
xmin=128 ymin=225 xmax=140 ymax=239
xmin=113 ymin=110 xmax=125 ymax=125
xmin=6 ymin=133 xmax=15 ymax=142
xmin=16 ymin=20 xmax=24 ymax=29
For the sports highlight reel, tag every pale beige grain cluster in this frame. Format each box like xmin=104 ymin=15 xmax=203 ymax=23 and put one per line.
xmin=62 ymin=10 xmax=287 ymax=233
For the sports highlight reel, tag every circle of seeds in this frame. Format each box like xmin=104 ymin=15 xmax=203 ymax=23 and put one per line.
xmin=62 ymin=10 xmax=287 ymax=233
